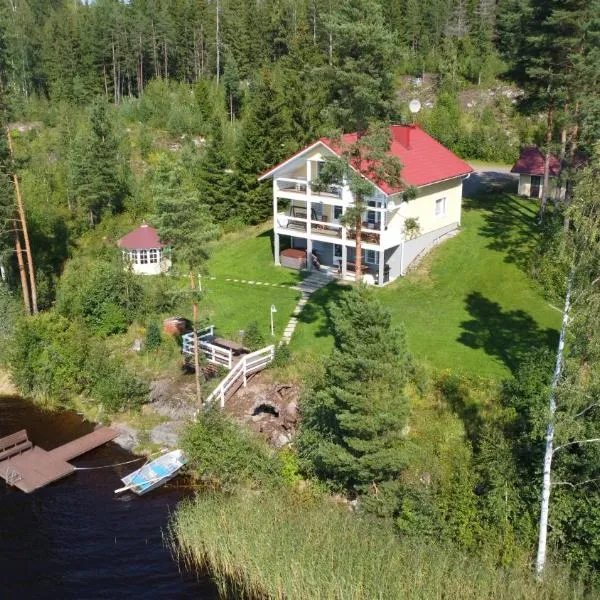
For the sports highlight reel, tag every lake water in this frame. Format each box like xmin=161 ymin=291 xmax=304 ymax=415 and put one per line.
xmin=0 ymin=396 xmax=218 ymax=599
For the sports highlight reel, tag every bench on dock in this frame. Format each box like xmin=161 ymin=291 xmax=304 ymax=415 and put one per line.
xmin=0 ymin=427 xmax=118 ymax=494
xmin=0 ymin=429 xmax=32 ymax=462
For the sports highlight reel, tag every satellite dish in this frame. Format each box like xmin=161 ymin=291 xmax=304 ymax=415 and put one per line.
xmin=387 ymin=200 xmax=396 ymax=210
xmin=409 ymin=99 xmax=422 ymax=114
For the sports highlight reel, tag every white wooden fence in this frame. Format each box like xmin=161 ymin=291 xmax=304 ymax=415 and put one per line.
xmin=204 ymin=345 xmax=275 ymax=408
xmin=182 ymin=325 xmax=233 ymax=370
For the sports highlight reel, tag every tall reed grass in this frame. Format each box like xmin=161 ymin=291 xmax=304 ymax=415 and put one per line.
xmin=171 ymin=490 xmax=587 ymax=600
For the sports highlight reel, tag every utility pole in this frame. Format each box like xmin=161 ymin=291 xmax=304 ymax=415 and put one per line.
xmin=13 ymin=219 xmax=30 ymax=314
xmin=189 ymin=271 xmax=202 ymax=405
xmin=7 ymin=128 xmax=37 ymax=313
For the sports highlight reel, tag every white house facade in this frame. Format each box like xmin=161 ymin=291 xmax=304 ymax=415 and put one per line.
xmin=259 ymin=125 xmax=473 ymax=286
xmin=117 ymin=223 xmax=171 ymax=276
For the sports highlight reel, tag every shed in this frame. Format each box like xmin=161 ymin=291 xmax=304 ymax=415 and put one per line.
xmin=117 ymin=224 xmax=171 ymax=275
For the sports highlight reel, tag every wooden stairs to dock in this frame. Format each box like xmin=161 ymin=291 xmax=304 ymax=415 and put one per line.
xmin=0 ymin=427 xmax=118 ymax=493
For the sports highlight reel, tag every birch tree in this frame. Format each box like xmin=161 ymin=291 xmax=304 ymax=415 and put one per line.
xmin=535 ymin=149 xmax=600 ymax=575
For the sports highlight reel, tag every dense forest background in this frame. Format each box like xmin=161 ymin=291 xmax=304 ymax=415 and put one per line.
xmin=2 ymin=0 xmax=600 ymax=594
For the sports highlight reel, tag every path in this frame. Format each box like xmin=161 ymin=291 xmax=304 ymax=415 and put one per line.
xmin=464 ymin=162 xmax=518 ymax=196
xmin=281 ymin=271 xmax=333 ymax=344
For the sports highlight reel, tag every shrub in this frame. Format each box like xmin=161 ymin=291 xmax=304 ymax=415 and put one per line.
xmin=182 ymin=408 xmax=284 ymax=490
xmin=272 ymin=343 xmax=291 ymax=367
xmin=242 ymin=320 xmax=265 ymax=351
xmin=56 ymin=256 xmax=144 ymax=335
xmin=145 ymin=322 xmax=162 ymax=351
xmin=87 ymin=346 xmax=148 ymax=412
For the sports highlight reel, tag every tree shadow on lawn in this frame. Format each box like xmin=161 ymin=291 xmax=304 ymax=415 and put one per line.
xmin=464 ymin=194 xmax=540 ymax=275
xmin=458 ymin=291 xmax=558 ymax=375
xmin=298 ymin=283 xmax=349 ymax=340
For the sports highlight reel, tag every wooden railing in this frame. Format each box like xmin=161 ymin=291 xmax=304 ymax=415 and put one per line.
xmin=182 ymin=325 xmax=234 ymax=370
xmin=204 ymin=345 xmax=275 ymax=408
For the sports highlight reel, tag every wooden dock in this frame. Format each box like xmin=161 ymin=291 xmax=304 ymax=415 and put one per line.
xmin=0 ymin=427 xmax=118 ymax=493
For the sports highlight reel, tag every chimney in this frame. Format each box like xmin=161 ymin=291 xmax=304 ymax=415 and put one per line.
xmin=395 ymin=124 xmax=416 ymax=150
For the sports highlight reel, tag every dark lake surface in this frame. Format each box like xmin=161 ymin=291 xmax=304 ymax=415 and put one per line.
xmin=0 ymin=396 xmax=219 ymax=600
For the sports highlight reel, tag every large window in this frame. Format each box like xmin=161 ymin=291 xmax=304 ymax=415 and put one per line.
xmin=149 ymin=249 xmax=159 ymax=264
xmin=139 ymin=250 xmax=148 ymax=265
xmin=434 ymin=197 xmax=446 ymax=217
xmin=334 ymin=244 xmax=343 ymax=258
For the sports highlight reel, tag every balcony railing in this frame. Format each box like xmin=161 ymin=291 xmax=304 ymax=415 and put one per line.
xmin=276 ymin=178 xmax=308 ymax=194
xmin=275 ymin=177 xmax=342 ymax=199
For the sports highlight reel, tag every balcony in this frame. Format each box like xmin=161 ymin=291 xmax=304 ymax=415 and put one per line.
xmin=275 ymin=177 xmax=342 ymax=200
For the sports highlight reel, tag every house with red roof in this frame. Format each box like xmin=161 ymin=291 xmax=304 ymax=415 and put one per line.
xmin=511 ymin=146 xmax=586 ymax=200
xmin=259 ymin=124 xmax=472 ymax=285
xmin=511 ymin=146 xmax=563 ymax=200
xmin=117 ymin=223 xmax=171 ymax=275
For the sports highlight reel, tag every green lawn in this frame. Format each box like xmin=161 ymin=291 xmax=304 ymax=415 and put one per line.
xmin=207 ymin=224 xmax=305 ymax=286
xmin=291 ymin=194 xmax=561 ymax=380
xmin=198 ymin=278 xmax=299 ymax=341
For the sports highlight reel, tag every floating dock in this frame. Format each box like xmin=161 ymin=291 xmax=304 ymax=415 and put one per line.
xmin=0 ymin=427 xmax=118 ymax=493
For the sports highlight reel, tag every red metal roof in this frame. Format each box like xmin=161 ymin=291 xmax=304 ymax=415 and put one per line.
xmin=511 ymin=146 xmax=588 ymax=177
xmin=511 ymin=146 xmax=561 ymax=177
xmin=117 ymin=224 xmax=165 ymax=250
xmin=260 ymin=125 xmax=473 ymax=193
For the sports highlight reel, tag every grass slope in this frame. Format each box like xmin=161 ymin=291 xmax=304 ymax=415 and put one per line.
xmin=292 ymin=194 xmax=560 ymax=379
xmin=207 ymin=224 xmax=304 ymax=286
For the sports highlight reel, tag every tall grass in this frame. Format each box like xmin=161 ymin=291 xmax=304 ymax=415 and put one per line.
xmin=171 ymin=490 xmax=586 ymax=600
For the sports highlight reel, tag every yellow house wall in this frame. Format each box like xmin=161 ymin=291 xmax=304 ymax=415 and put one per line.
xmin=387 ymin=177 xmax=463 ymax=239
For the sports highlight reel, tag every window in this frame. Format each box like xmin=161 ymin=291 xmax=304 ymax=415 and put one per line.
xmin=139 ymin=250 xmax=148 ymax=264
xmin=129 ymin=250 xmax=137 ymax=263
xmin=363 ymin=249 xmax=378 ymax=265
xmin=149 ymin=249 xmax=158 ymax=264
xmin=434 ymin=197 xmax=446 ymax=217
xmin=334 ymin=244 xmax=343 ymax=258
xmin=333 ymin=206 xmax=343 ymax=220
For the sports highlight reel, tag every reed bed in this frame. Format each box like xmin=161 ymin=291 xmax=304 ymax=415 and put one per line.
xmin=171 ymin=491 xmax=586 ymax=600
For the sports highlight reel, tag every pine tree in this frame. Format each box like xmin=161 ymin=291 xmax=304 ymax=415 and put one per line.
xmin=320 ymin=0 xmax=398 ymax=133
xmin=298 ymin=287 xmax=410 ymax=492
xmin=312 ymin=123 xmax=403 ymax=281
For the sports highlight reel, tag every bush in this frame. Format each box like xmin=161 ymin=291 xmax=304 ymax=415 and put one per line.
xmin=56 ymin=256 xmax=144 ymax=336
xmin=182 ymin=408 xmax=284 ymax=490
xmin=86 ymin=344 xmax=148 ymax=412
xmin=242 ymin=320 xmax=265 ymax=351
xmin=145 ymin=322 xmax=162 ymax=351
xmin=272 ymin=343 xmax=291 ymax=367
xmin=7 ymin=311 xmax=147 ymax=411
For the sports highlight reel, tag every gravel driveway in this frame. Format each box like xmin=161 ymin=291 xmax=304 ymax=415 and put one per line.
xmin=463 ymin=163 xmax=518 ymax=196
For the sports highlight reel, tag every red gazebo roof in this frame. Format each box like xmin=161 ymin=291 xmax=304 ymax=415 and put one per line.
xmin=117 ymin=224 xmax=165 ymax=250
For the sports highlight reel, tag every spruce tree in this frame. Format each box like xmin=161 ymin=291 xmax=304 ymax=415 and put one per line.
xmin=197 ymin=116 xmax=237 ymax=223
xmin=298 ymin=287 xmax=410 ymax=492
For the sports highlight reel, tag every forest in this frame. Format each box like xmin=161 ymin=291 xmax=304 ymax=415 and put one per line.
xmin=1 ymin=0 xmax=600 ymax=597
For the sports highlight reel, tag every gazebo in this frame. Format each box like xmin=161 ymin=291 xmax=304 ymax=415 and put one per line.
xmin=117 ymin=223 xmax=171 ymax=275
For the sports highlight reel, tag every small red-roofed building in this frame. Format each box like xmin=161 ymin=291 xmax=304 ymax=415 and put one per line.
xmin=117 ymin=223 xmax=171 ymax=275
xmin=259 ymin=124 xmax=473 ymax=285
xmin=511 ymin=146 xmax=586 ymax=200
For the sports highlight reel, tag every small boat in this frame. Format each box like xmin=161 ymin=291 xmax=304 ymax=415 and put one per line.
xmin=114 ymin=449 xmax=187 ymax=495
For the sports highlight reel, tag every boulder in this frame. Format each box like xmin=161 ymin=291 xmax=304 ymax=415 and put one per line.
xmin=111 ymin=422 xmax=139 ymax=452
xmin=149 ymin=421 xmax=185 ymax=447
